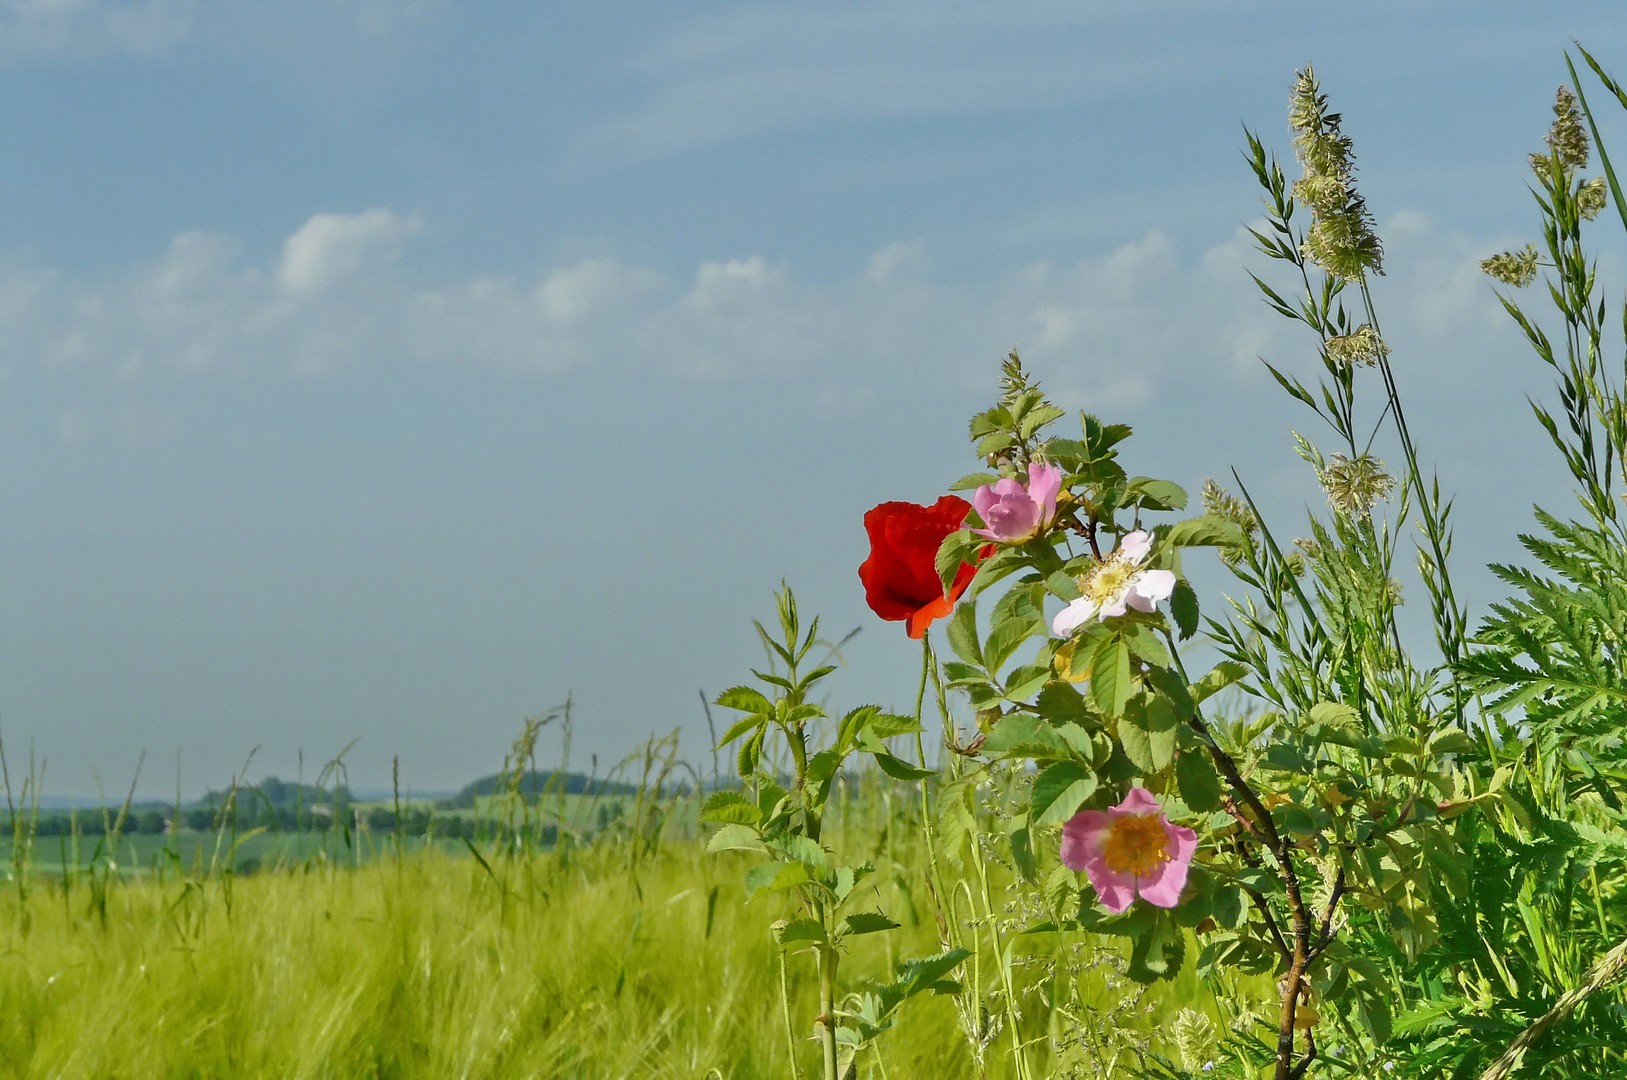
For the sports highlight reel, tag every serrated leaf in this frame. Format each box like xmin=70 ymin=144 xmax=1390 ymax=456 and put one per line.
xmin=774 ymin=918 xmax=827 ymax=946
xmin=743 ymin=860 xmax=812 ymax=898
xmin=1030 ymin=761 xmax=1097 ymax=826
xmin=1307 ymin=701 xmax=1358 ymax=728
xmin=841 ymin=911 xmax=901 ymax=937
xmin=1129 ymin=477 xmax=1188 ymax=511
xmin=1045 ymin=569 xmax=1081 ymax=601
xmin=1036 ymin=681 xmax=1095 ymax=726
xmin=706 ymin=823 xmax=765 ymax=854
xmin=716 ymin=685 xmax=774 ymax=715
xmin=700 ymin=791 xmax=760 ymax=825
xmin=1089 ymin=634 xmax=1133 ymax=718
xmin=718 ymin=713 xmax=766 ymax=747
xmin=870 ymin=751 xmax=935 ymax=781
xmin=949 ymin=471 xmax=1001 ymax=492
xmin=1163 ymin=514 xmax=1246 ymax=549
xmin=1174 ymin=751 xmax=1222 ymax=812
xmin=984 ymin=612 xmax=1040 ymax=675
xmin=981 ymin=714 xmax=1071 ymax=760
xmin=737 ymin=730 xmax=763 ymax=778
xmin=1120 ymin=694 xmax=1177 ymax=773
xmin=1002 ymin=662 xmax=1051 ymax=702
xmin=867 ymin=712 xmax=924 ymax=739
xmin=1191 ymin=661 xmax=1248 ymax=704
xmin=1170 ymin=579 xmax=1199 ymax=640
xmin=946 ymin=597 xmax=982 ymax=666
xmin=936 ymin=528 xmax=977 ymax=593
xmin=1123 ymin=624 xmax=1170 ymax=667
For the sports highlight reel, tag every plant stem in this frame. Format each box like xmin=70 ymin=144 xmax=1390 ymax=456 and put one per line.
xmin=818 ymin=928 xmax=840 ymax=1080
xmin=779 ymin=945 xmax=805 ymax=1080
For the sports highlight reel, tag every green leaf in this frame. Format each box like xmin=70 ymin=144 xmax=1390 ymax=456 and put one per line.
xmin=1029 ymin=761 xmax=1098 ymax=826
xmin=1162 ymin=514 xmax=1246 ymax=549
xmin=947 ymin=596 xmax=982 ymax=666
xmin=1036 ymin=682 xmax=1096 ymax=727
xmin=949 ymin=471 xmax=1001 ymax=492
xmin=1307 ymin=701 xmax=1358 ymax=728
xmin=1001 ymin=662 xmax=1051 ymax=702
xmin=867 ymin=712 xmax=924 ymax=739
xmin=870 ymin=751 xmax=935 ymax=782
xmin=936 ymin=528 xmax=977 ymax=593
xmin=1128 ymin=477 xmax=1188 ymax=511
xmin=774 ymin=918 xmax=828 ymax=946
xmin=743 ymin=860 xmax=813 ymax=898
xmin=981 ymin=714 xmax=1072 ymax=760
xmin=1169 ymin=579 xmax=1199 ymax=640
xmin=1174 ymin=751 xmax=1222 ymax=812
xmin=716 ymin=685 xmax=773 ymax=715
xmin=841 ymin=912 xmax=901 ymax=937
xmin=1019 ymin=404 xmax=1066 ymax=440
xmin=737 ymin=729 xmax=763 ymax=778
xmin=984 ymin=611 xmax=1039 ymax=675
xmin=718 ymin=713 xmax=766 ymax=747
xmin=706 ymin=824 xmax=766 ymax=854
xmin=700 ymin=791 xmax=760 ymax=825
xmin=1191 ymin=661 xmax=1248 ymax=704
xmin=1089 ymin=634 xmax=1133 ymax=718
xmin=1120 ymin=694 xmax=1177 ymax=773
xmin=1009 ymin=815 xmax=1039 ymax=883
xmin=1122 ymin=623 xmax=1170 ymax=667
xmin=1045 ymin=569 xmax=1081 ymax=601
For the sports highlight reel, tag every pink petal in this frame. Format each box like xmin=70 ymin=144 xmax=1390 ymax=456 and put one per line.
xmin=971 ymin=483 xmax=1001 ymax=522
xmin=1115 ymin=530 xmax=1153 ymax=564
xmin=1051 ymin=598 xmax=1097 ymax=637
xmin=1028 ymin=462 xmax=1063 ymax=524
xmin=1060 ymin=809 xmax=1109 ymax=866
xmin=983 ymin=498 xmax=1040 ymax=541
xmin=1133 ymin=822 xmax=1197 ymax=908
xmin=1091 ymin=868 xmax=1137 ymax=913
xmin=1113 ymin=787 xmax=1163 ymax=815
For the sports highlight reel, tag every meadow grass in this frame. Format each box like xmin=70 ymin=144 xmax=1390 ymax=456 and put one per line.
xmin=0 ymin=782 xmax=1246 ymax=1079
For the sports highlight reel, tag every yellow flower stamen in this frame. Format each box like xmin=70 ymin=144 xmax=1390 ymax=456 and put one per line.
xmin=1082 ymin=560 xmax=1134 ymax=608
xmin=1102 ymin=814 xmax=1172 ymax=877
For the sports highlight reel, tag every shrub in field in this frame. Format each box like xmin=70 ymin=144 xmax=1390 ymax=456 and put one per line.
xmin=709 ymin=53 xmax=1627 ymax=1080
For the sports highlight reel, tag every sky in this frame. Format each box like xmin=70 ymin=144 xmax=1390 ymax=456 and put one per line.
xmin=3 ymin=1 xmax=1625 ymax=799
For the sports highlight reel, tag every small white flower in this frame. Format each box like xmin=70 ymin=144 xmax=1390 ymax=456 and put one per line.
xmin=1052 ymin=530 xmax=1177 ymax=636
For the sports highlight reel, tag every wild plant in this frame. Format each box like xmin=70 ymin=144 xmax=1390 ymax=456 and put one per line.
xmin=707 ymin=586 xmax=968 ymax=1080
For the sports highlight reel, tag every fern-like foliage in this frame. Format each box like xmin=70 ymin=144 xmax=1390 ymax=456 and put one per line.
xmin=1460 ymin=508 xmax=1627 ymax=767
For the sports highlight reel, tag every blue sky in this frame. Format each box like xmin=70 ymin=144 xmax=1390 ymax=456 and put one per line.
xmin=4 ymin=1 xmax=1624 ymax=798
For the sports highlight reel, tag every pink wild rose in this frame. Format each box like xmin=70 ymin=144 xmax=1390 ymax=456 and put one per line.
xmin=971 ymin=461 xmax=1063 ymax=543
xmin=1051 ymin=529 xmax=1177 ymax=636
xmin=1061 ymin=787 xmax=1197 ymax=913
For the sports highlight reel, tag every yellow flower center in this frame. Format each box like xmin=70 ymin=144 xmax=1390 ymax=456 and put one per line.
xmin=1102 ymin=814 xmax=1172 ymax=877
xmin=1083 ymin=560 xmax=1135 ymax=607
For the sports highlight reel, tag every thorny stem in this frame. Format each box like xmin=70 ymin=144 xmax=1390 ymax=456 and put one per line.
xmin=1165 ymin=628 xmax=1325 ymax=1080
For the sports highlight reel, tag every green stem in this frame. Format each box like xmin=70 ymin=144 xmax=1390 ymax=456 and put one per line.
xmin=779 ymin=944 xmax=805 ymax=1080
xmin=818 ymin=924 xmax=840 ymax=1080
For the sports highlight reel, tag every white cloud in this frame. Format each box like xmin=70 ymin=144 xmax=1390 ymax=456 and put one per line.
xmin=277 ymin=209 xmax=422 ymax=296
xmin=0 ymin=207 xmax=1522 ymax=409
xmin=0 ymin=0 xmax=197 ymax=64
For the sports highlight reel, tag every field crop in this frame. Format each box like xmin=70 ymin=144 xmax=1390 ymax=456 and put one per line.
xmin=0 ymin=783 xmax=1247 ymax=1079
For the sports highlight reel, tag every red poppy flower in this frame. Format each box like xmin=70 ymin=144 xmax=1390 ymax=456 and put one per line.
xmin=859 ymin=495 xmax=978 ymax=639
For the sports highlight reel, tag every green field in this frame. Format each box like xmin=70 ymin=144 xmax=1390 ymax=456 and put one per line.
xmin=0 ymin=788 xmax=1254 ymax=1079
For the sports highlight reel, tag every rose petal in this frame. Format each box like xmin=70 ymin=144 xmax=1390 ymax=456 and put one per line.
xmin=1116 ymin=530 xmax=1153 ymax=564
xmin=1028 ymin=462 xmax=1063 ymax=525
xmin=1052 ymin=597 xmax=1097 ymax=637
xmin=1113 ymin=787 xmax=1163 ymax=815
